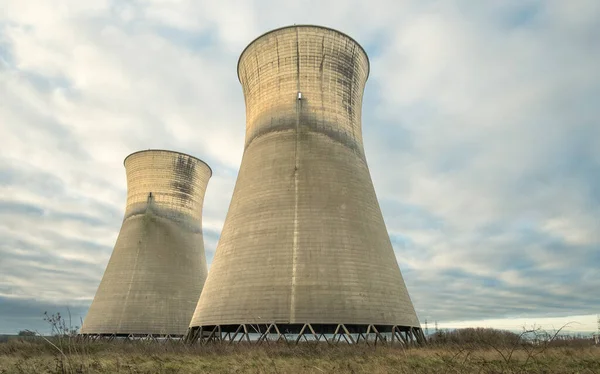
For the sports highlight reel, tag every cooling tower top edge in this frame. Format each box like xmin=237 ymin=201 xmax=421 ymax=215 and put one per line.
xmin=236 ymin=24 xmax=370 ymax=83
xmin=123 ymin=149 xmax=212 ymax=176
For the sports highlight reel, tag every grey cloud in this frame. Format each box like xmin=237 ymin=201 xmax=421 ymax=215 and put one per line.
xmin=0 ymin=226 xmax=111 ymax=300
xmin=0 ymin=199 xmax=117 ymax=227
xmin=0 ymin=297 xmax=89 ymax=335
xmin=0 ymin=201 xmax=43 ymax=216
xmin=202 ymin=228 xmax=220 ymax=243
xmin=409 ymin=263 xmax=599 ymax=323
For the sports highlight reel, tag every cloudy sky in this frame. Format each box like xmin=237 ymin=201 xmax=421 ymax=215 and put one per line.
xmin=1 ymin=0 xmax=599 ymax=335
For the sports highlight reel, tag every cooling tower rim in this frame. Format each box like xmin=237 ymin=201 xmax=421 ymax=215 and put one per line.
xmin=237 ymin=24 xmax=370 ymax=82
xmin=123 ymin=149 xmax=212 ymax=176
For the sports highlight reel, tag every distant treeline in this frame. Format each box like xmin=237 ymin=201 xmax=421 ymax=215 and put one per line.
xmin=427 ymin=327 xmax=596 ymax=348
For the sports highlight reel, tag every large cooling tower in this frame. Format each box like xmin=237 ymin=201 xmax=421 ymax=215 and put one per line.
xmin=188 ymin=25 xmax=422 ymax=342
xmin=81 ymin=150 xmax=211 ymax=336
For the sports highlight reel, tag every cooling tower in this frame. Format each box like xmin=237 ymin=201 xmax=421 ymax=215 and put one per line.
xmin=81 ymin=150 xmax=212 ymax=337
xmin=188 ymin=25 xmax=423 ymax=343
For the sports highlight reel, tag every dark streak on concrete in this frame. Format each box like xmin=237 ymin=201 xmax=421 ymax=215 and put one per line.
xmin=245 ymin=111 xmax=367 ymax=163
xmin=171 ymin=155 xmax=196 ymax=201
xmin=124 ymin=202 xmax=202 ymax=233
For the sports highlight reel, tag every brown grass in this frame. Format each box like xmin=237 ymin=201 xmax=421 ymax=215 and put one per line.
xmin=0 ymin=338 xmax=599 ymax=374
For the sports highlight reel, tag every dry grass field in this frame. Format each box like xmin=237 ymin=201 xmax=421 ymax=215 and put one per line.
xmin=0 ymin=337 xmax=599 ymax=374
xmin=2 ymin=317 xmax=597 ymax=373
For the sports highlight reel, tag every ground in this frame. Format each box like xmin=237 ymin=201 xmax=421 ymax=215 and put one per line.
xmin=0 ymin=338 xmax=599 ymax=373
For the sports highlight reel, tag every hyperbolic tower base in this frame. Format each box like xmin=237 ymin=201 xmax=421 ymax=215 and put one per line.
xmin=81 ymin=150 xmax=212 ymax=336
xmin=189 ymin=25 xmax=424 ymax=336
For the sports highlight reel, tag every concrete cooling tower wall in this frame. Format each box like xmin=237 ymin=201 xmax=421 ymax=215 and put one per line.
xmin=81 ymin=150 xmax=212 ymax=336
xmin=188 ymin=25 xmax=422 ymax=341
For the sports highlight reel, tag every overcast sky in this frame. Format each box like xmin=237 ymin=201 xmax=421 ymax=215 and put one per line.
xmin=1 ymin=0 xmax=599 ymax=335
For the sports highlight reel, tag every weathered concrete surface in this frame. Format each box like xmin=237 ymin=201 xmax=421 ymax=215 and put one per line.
xmin=82 ymin=150 xmax=211 ymax=336
xmin=190 ymin=25 xmax=421 ymax=328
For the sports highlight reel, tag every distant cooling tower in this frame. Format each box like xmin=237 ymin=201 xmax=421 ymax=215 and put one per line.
xmin=81 ymin=150 xmax=211 ymax=337
xmin=188 ymin=25 xmax=423 ymax=343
